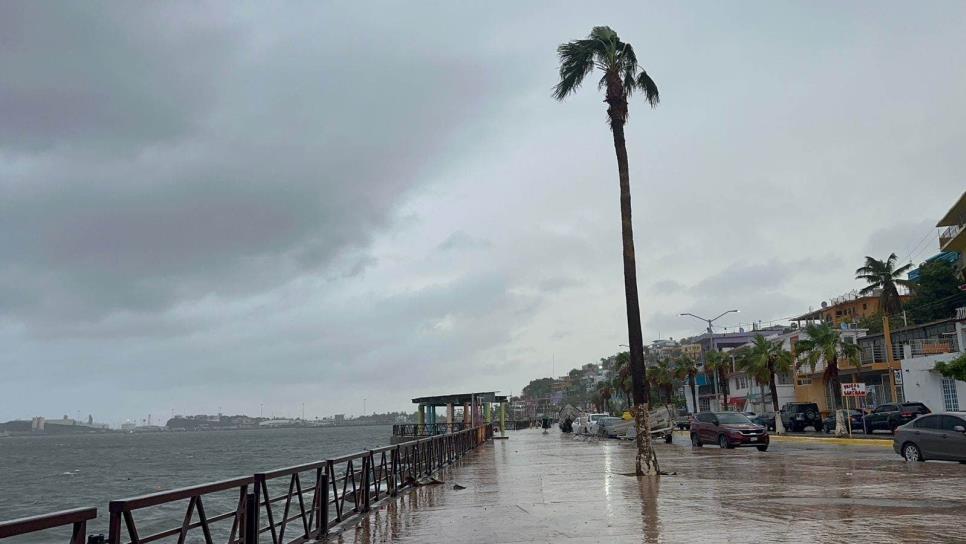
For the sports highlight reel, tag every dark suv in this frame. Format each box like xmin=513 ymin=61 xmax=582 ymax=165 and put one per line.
xmin=863 ymin=402 xmax=931 ymax=434
xmin=780 ymin=402 xmax=822 ymax=432
xmin=690 ymin=412 xmax=769 ymax=451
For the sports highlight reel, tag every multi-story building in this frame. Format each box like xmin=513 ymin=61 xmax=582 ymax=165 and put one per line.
xmin=937 ymin=190 xmax=966 ymax=282
xmin=792 ymin=290 xmax=910 ymax=327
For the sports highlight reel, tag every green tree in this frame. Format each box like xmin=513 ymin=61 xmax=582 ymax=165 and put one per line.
xmin=739 ymin=335 xmax=794 ymax=413
xmin=906 ymin=260 xmax=966 ymax=323
xmin=934 ymin=353 xmax=966 ymax=382
xmin=650 ymin=359 xmax=676 ymax=405
xmin=855 ymin=253 xmax=914 ymax=316
xmin=596 ymin=383 xmax=614 ymax=414
xmin=611 ymin=351 xmax=632 ymax=406
xmin=554 ymin=26 xmax=660 ymax=476
xmin=794 ymin=323 xmax=861 ymax=410
xmin=674 ymin=355 xmax=699 ymax=415
xmin=522 ymin=377 xmax=554 ymax=400
xmin=704 ymin=351 xmax=731 ymax=408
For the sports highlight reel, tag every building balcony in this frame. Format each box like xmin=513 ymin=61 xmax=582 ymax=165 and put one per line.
xmin=940 ymin=223 xmax=966 ymax=252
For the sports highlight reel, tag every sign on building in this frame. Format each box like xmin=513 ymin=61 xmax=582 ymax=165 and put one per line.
xmin=841 ymin=382 xmax=867 ymax=397
xmin=894 ymin=370 xmax=903 ymax=385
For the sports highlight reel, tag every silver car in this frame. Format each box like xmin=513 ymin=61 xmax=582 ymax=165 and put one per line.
xmin=893 ymin=412 xmax=966 ymax=463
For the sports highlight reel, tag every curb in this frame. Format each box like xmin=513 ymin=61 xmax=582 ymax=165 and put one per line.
xmin=768 ymin=434 xmax=893 ymax=447
xmin=671 ymin=430 xmax=893 ymax=447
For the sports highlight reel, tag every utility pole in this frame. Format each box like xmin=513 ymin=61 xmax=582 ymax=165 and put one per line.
xmin=681 ymin=310 xmax=740 ymax=412
xmin=883 ymin=316 xmax=899 ymax=402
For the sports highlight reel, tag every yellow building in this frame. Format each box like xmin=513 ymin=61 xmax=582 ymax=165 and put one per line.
xmin=681 ymin=343 xmax=702 ymax=359
xmin=937 ymin=190 xmax=966 ymax=282
xmin=792 ymin=291 xmax=909 ymax=328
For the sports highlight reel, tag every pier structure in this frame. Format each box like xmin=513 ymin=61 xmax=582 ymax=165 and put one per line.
xmin=393 ymin=391 xmax=508 ymax=443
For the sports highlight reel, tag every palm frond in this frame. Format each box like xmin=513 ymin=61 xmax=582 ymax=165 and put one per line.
xmin=553 ymin=39 xmax=601 ymax=100
xmin=894 ymin=262 xmax=914 ymax=276
xmin=636 ymin=69 xmax=660 ymax=107
xmin=857 ymin=285 xmax=878 ymax=295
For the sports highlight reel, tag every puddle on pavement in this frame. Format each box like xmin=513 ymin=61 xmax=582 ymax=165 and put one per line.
xmin=760 ymin=497 xmax=960 ymax=509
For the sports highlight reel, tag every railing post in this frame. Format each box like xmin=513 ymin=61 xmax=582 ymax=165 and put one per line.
xmin=361 ymin=453 xmax=371 ymax=513
xmin=107 ymin=509 xmax=121 ymax=544
xmin=317 ymin=473 xmax=328 ymax=536
xmin=71 ymin=520 xmax=86 ymax=544
xmin=244 ymin=492 xmax=257 ymax=544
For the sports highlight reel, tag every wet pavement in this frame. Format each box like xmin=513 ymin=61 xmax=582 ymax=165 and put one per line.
xmin=330 ymin=429 xmax=966 ymax=543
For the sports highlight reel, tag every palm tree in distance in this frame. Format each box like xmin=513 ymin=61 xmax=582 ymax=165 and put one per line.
xmin=795 ymin=323 xmax=861 ymax=412
xmin=674 ymin=355 xmax=699 ymax=416
xmin=554 ymin=26 xmax=660 ymax=476
xmin=704 ymin=351 xmax=731 ymax=409
xmin=739 ymin=335 xmax=794 ymax=414
xmin=855 ymin=253 xmax=914 ymax=316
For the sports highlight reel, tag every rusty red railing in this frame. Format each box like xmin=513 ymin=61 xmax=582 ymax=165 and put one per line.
xmin=0 ymin=508 xmax=96 ymax=544
xmin=0 ymin=425 xmax=490 ymax=544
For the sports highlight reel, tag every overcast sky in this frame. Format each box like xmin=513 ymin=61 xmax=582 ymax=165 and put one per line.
xmin=2 ymin=2 xmax=964 ymax=424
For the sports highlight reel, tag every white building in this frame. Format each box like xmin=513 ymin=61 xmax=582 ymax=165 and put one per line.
xmin=899 ymin=319 xmax=966 ymax=412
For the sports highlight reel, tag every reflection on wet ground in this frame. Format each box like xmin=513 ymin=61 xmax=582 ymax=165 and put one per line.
xmin=328 ymin=429 xmax=966 ymax=543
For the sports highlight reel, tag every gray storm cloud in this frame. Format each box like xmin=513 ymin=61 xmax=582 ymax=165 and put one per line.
xmin=1 ymin=2 xmax=964 ymax=422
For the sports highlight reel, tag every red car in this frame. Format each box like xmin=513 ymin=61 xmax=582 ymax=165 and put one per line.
xmin=690 ymin=411 xmax=769 ymax=451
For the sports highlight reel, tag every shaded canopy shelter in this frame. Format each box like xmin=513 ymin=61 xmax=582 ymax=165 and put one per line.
xmin=411 ymin=392 xmax=508 ymax=433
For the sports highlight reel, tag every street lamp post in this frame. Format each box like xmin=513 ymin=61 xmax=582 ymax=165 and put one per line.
xmin=680 ymin=310 xmax=740 ymax=412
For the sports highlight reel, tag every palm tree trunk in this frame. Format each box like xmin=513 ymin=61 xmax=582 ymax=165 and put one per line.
xmin=768 ymin=364 xmax=780 ymax=413
xmin=609 ymin=103 xmax=655 ymax=476
xmin=689 ymin=374 xmax=698 ymax=414
xmin=720 ymin=369 xmax=729 ymax=408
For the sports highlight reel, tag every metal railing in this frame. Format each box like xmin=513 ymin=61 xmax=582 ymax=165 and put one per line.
xmin=391 ymin=422 xmax=466 ymax=437
xmin=0 ymin=508 xmax=96 ymax=544
xmin=939 ymin=224 xmax=963 ymax=248
xmin=2 ymin=426 xmax=491 ymax=544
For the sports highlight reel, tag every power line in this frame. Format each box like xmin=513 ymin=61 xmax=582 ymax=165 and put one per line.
xmin=901 ymin=226 xmax=938 ymax=263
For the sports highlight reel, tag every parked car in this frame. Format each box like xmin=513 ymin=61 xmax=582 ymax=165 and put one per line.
xmin=864 ymin=402 xmax=931 ymax=434
xmin=822 ymin=409 xmax=865 ymax=433
xmin=893 ymin=412 xmax=966 ymax=462
xmin=573 ymin=413 xmax=609 ymax=435
xmin=674 ymin=409 xmax=692 ymax=430
xmin=591 ymin=416 xmax=627 ymax=438
xmin=780 ymin=402 xmax=823 ymax=432
xmin=749 ymin=413 xmax=776 ymax=431
xmin=689 ymin=412 xmax=769 ymax=451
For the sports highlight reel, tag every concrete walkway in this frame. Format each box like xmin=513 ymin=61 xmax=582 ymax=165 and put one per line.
xmin=330 ymin=429 xmax=966 ymax=543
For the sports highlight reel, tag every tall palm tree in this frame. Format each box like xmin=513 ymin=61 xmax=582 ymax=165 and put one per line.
xmin=555 ymin=26 xmax=660 ymax=476
xmin=651 ymin=359 xmax=676 ymax=405
xmin=704 ymin=351 xmax=731 ymax=409
xmin=611 ymin=351 xmax=632 ymax=407
xmin=674 ymin=355 xmax=699 ymax=415
xmin=795 ymin=323 xmax=861 ymax=410
xmin=739 ymin=335 xmax=794 ymax=413
xmin=855 ymin=253 xmax=914 ymax=316
xmin=596 ymin=383 xmax=613 ymax=414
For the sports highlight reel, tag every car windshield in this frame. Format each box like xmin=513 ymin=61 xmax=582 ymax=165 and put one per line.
xmin=717 ymin=413 xmax=752 ymax=425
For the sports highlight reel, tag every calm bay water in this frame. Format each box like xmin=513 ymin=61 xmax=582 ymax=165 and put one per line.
xmin=0 ymin=425 xmax=392 ymax=541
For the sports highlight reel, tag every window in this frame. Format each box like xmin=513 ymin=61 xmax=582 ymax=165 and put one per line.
xmin=940 ymin=415 xmax=966 ymax=431
xmin=734 ymin=375 xmax=748 ymax=390
xmin=863 ymin=303 xmax=867 ymax=310
xmin=913 ymin=415 xmax=940 ymax=429
xmin=941 ymin=378 xmax=960 ymax=411
xmin=876 ymin=404 xmax=896 ymax=413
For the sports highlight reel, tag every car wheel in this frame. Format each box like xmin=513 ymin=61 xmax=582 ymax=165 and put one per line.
xmin=718 ymin=434 xmax=733 ymax=449
xmin=756 ymin=445 xmax=768 ymax=452
xmin=814 ymin=424 xmax=823 ymax=433
xmin=665 ymin=433 xmax=673 ymax=444
xmin=902 ymin=442 xmax=924 ymax=462
xmin=863 ymin=422 xmax=870 ymax=434
xmin=690 ymin=433 xmax=702 ymax=447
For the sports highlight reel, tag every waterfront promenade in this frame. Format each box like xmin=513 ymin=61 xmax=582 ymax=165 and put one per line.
xmin=337 ymin=429 xmax=966 ymax=543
